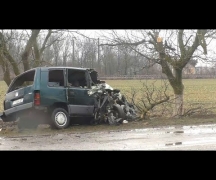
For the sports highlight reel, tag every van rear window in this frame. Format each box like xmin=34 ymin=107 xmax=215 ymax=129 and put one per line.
xmin=8 ymin=70 xmax=35 ymax=93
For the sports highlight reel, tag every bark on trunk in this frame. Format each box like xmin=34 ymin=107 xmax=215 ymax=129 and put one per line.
xmin=0 ymin=55 xmax=11 ymax=86
xmin=156 ymin=37 xmax=185 ymax=117
xmin=173 ymin=94 xmax=184 ymax=117
xmin=3 ymin=62 xmax=11 ymax=86
xmin=33 ymin=40 xmax=41 ymax=68
xmin=0 ymin=32 xmax=20 ymax=76
xmin=21 ymin=30 xmax=40 ymax=71
xmin=170 ymin=69 xmax=184 ymax=117
xmin=3 ymin=51 xmax=20 ymax=76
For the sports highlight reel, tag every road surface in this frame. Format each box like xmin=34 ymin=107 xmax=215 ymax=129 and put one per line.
xmin=1 ymin=124 xmax=216 ymax=150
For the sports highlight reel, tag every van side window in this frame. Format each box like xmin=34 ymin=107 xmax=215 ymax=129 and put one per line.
xmin=67 ymin=69 xmax=88 ymax=88
xmin=48 ymin=70 xmax=64 ymax=87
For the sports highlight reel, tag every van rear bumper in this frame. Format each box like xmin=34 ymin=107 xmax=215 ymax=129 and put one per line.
xmin=1 ymin=103 xmax=34 ymax=122
xmin=0 ymin=112 xmax=3 ymax=120
xmin=1 ymin=103 xmax=49 ymax=122
xmin=0 ymin=112 xmax=7 ymax=122
xmin=4 ymin=102 xmax=34 ymax=116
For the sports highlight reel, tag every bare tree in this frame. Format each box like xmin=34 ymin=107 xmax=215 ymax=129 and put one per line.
xmin=21 ymin=30 xmax=40 ymax=71
xmin=99 ymin=30 xmax=215 ymax=117
xmin=100 ymin=46 xmax=117 ymax=75
xmin=32 ymin=30 xmax=65 ymax=67
xmin=78 ymin=39 xmax=97 ymax=68
xmin=0 ymin=31 xmax=21 ymax=85
xmin=52 ymin=37 xmax=64 ymax=66
xmin=126 ymin=79 xmax=170 ymax=119
xmin=0 ymin=29 xmax=66 ymax=85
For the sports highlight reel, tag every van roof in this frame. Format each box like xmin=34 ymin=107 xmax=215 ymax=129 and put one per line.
xmin=39 ymin=66 xmax=94 ymax=71
xmin=13 ymin=66 xmax=97 ymax=80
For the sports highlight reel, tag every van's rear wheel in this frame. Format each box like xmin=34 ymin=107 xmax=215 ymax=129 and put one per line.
xmin=51 ymin=108 xmax=70 ymax=129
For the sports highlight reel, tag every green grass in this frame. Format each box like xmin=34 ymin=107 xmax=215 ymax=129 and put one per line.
xmin=1 ymin=79 xmax=216 ymax=113
xmin=105 ymin=79 xmax=216 ymax=101
xmin=105 ymin=79 xmax=216 ymax=113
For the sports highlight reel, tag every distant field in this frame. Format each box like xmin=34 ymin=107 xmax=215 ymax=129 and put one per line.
xmin=105 ymin=79 xmax=216 ymax=104
xmin=1 ymin=79 xmax=216 ymax=113
xmin=105 ymin=79 xmax=216 ymax=114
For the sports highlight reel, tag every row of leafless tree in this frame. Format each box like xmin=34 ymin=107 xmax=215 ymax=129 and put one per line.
xmin=0 ymin=30 xmax=164 ymax=85
xmin=1 ymin=29 xmax=216 ymax=117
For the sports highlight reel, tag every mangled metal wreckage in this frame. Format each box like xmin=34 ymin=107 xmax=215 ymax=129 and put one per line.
xmin=88 ymin=83 xmax=138 ymax=125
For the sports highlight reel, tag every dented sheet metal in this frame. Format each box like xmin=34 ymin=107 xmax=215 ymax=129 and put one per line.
xmin=88 ymin=83 xmax=138 ymax=125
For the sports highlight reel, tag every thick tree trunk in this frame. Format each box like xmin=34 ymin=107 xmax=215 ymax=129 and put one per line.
xmin=171 ymin=69 xmax=184 ymax=117
xmin=156 ymin=37 xmax=185 ymax=117
xmin=0 ymin=55 xmax=11 ymax=86
xmin=173 ymin=94 xmax=184 ymax=117
xmin=3 ymin=62 xmax=11 ymax=86
xmin=0 ymin=32 xmax=20 ymax=85
xmin=33 ymin=40 xmax=41 ymax=68
xmin=3 ymin=51 xmax=20 ymax=76
xmin=21 ymin=30 xmax=40 ymax=71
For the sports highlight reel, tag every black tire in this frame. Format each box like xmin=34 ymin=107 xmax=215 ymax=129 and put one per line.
xmin=112 ymin=105 xmax=126 ymax=120
xmin=51 ymin=108 xmax=70 ymax=129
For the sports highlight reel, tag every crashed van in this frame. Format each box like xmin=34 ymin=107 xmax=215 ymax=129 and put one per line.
xmin=0 ymin=67 xmax=125 ymax=129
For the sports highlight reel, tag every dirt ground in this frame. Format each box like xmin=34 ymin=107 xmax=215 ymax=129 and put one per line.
xmin=1 ymin=114 xmax=216 ymax=137
xmin=1 ymin=114 xmax=216 ymax=150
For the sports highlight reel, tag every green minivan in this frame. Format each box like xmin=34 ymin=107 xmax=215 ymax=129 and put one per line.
xmin=0 ymin=66 xmax=121 ymax=129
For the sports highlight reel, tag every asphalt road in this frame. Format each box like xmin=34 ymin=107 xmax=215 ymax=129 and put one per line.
xmin=1 ymin=123 xmax=216 ymax=150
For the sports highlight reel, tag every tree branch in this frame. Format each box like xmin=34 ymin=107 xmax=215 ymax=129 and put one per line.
xmin=178 ymin=29 xmax=186 ymax=58
xmin=100 ymin=39 xmax=150 ymax=47
xmin=40 ymin=29 xmax=52 ymax=54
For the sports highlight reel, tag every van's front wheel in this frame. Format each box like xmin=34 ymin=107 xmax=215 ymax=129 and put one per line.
xmin=51 ymin=108 xmax=70 ymax=129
